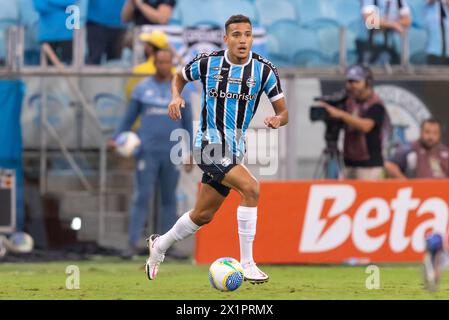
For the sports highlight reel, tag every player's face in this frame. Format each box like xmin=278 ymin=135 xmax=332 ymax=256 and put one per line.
xmin=224 ymin=22 xmax=253 ymax=62
xmin=154 ymin=51 xmax=173 ymax=78
xmin=420 ymin=123 xmax=441 ymax=149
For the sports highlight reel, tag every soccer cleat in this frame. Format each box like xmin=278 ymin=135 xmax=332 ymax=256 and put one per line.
xmin=144 ymin=234 xmax=165 ymax=280
xmin=242 ymin=261 xmax=269 ymax=284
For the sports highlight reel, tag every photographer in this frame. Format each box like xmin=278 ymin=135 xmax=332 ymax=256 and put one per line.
xmin=318 ymin=65 xmax=387 ymax=180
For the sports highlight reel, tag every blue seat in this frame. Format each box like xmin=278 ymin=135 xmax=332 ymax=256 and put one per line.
xmin=345 ymin=19 xmax=363 ymax=64
xmin=304 ymin=17 xmax=340 ymax=30
xmin=255 ymin=0 xmax=297 ymax=27
xmin=0 ymin=0 xmax=19 ymax=21
xmin=293 ymin=0 xmax=361 ymax=27
xmin=177 ymin=0 xmax=218 ymax=27
xmin=267 ymin=20 xmax=323 ymax=65
xmin=315 ymin=25 xmax=341 ymax=63
xmin=384 ymin=26 xmax=427 ymax=65
xmin=178 ymin=0 xmax=258 ymax=27
xmin=332 ymin=0 xmax=361 ymax=26
xmin=291 ymin=0 xmax=323 ymax=26
xmin=213 ymin=0 xmax=259 ymax=27
xmin=407 ymin=0 xmax=426 ymax=28
xmin=292 ymin=49 xmax=330 ymax=67
xmin=408 ymin=26 xmax=428 ymax=65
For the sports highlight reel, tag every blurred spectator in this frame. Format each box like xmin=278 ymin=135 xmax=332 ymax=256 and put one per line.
xmin=110 ymin=49 xmax=193 ymax=259
xmin=385 ymin=119 xmax=449 ymax=178
xmin=32 ymin=0 xmax=77 ymax=65
xmin=124 ymin=29 xmax=176 ymax=99
xmin=319 ymin=65 xmax=388 ymax=180
xmin=86 ymin=0 xmax=128 ymax=65
xmin=356 ymin=0 xmax=412 ymax=65
xmin=121 ymin=0 xmax=175 ymax=25
xmin=425 ymin=0 xmax=449 ymax=65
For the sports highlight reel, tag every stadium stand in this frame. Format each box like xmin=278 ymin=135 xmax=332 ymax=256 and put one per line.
xmin=267 ymin=20 xmax=329 ymax=66
xmin=332 ymin=0 xmax=362 ymax=27
xmin=213 ymin=0 xmax=259 ymax=27
xmin=255 ymin=0 xmax=297 ymax=27
xmin=407 ymin=0 xmax=426 ymax=28
xmin=407 ymin=26 xmax=428 ymax=65
xmin=0 ymin=0 xmax=436 ymax=68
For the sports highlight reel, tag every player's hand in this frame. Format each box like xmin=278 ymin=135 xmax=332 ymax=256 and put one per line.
xmin=264 ymin=115 xmax=281 ymax=129
xmin=168 ymin=96 xmax=185 ymax=121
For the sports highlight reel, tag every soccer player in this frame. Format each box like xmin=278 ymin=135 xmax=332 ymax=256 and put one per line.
xmin=423 ymin=232 xmax=449 ymax=292
xmin=144 ymin=14 xmax=288 ymax=283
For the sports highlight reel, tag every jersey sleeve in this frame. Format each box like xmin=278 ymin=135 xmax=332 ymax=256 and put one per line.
xmin=263 ymin=66 xmax=284 ymax=103
xmin=181 ymin=54 xmax=206 ymax=82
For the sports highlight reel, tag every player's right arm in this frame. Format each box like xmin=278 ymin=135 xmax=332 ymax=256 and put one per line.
xmin=169 ymin=53 xmax=206 ymax=120
xmin=168 ymin=72 xmax=188 ymax=121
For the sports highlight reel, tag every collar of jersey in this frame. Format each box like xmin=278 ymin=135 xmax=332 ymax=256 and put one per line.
xmin=224 ymin=49 xmax=252 ymax=67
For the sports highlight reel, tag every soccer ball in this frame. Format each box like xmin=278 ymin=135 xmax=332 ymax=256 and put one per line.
xmin=208 ymin=257 xmax=244 ymax=291
xmin=7 ymin=232 xmax=34 ymax=253
xmin=115 ymin=131 xmax=141 ymax=158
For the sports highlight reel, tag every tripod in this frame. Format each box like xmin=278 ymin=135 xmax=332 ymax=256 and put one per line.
xmin=313 ymin=139 xmax=345 ymax=179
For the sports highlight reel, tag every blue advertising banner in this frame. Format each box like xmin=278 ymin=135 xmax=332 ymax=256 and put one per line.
xmin=0 ymin=80 xmax=25 ymax=231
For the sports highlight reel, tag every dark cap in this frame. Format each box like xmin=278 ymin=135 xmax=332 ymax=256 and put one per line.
xmin=345 ymin=64 xmax=370 ymax=81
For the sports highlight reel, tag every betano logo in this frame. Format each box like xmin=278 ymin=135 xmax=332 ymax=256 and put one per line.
xmin=300 ymin=185 xmax=448 ymax=254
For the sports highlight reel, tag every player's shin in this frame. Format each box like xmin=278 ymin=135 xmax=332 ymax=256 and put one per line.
xmin=156 ymin=211 xmax=201 ymax=253
xmin=237 ymin=206 xmax=257 ymax=265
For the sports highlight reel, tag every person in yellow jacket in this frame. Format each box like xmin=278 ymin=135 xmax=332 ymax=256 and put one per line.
xmin=125 ymin=29 xmax=177 ymax=100
xmin=125 ymin=29 xmax=178 ymax=129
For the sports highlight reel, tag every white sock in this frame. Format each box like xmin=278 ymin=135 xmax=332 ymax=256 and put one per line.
xmin=237 ymin=206 xmax=257 ymax=266
xmin=156 ymin=211 xmax=200 ymax=253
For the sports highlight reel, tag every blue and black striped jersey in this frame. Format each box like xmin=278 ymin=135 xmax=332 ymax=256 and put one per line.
xmin=182 ymin=49 xmax=284 ymax=157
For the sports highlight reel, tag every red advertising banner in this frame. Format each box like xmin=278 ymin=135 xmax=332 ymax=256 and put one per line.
xmin=195 ymin=180 xmax=449 ymax=264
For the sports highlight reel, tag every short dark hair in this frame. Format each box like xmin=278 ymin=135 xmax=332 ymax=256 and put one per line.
xmin=225 ymin=15 xmax=252 ymax=33
xmin=421 ymin=118 xmax=442 ymax=129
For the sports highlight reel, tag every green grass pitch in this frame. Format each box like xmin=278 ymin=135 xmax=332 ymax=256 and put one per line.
xmin=0 ymin=257 xmax=448 ymax=300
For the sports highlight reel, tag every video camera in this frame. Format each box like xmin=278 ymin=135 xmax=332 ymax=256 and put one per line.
xmin=309 ymin=90 xmax=348 ymax=147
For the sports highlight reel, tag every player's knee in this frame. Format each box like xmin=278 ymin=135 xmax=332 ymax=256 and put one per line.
xmin=191 ymin=209 xmax=216 ymax=226
xmin=241 ymin=180 xmax=260 ymax=203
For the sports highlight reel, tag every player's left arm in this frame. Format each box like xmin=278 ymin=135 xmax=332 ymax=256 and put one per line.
xmin=264 ymin=98 xmax=288 ymax=129
xmin=263 ymin=64 xmax=288 ymax=129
